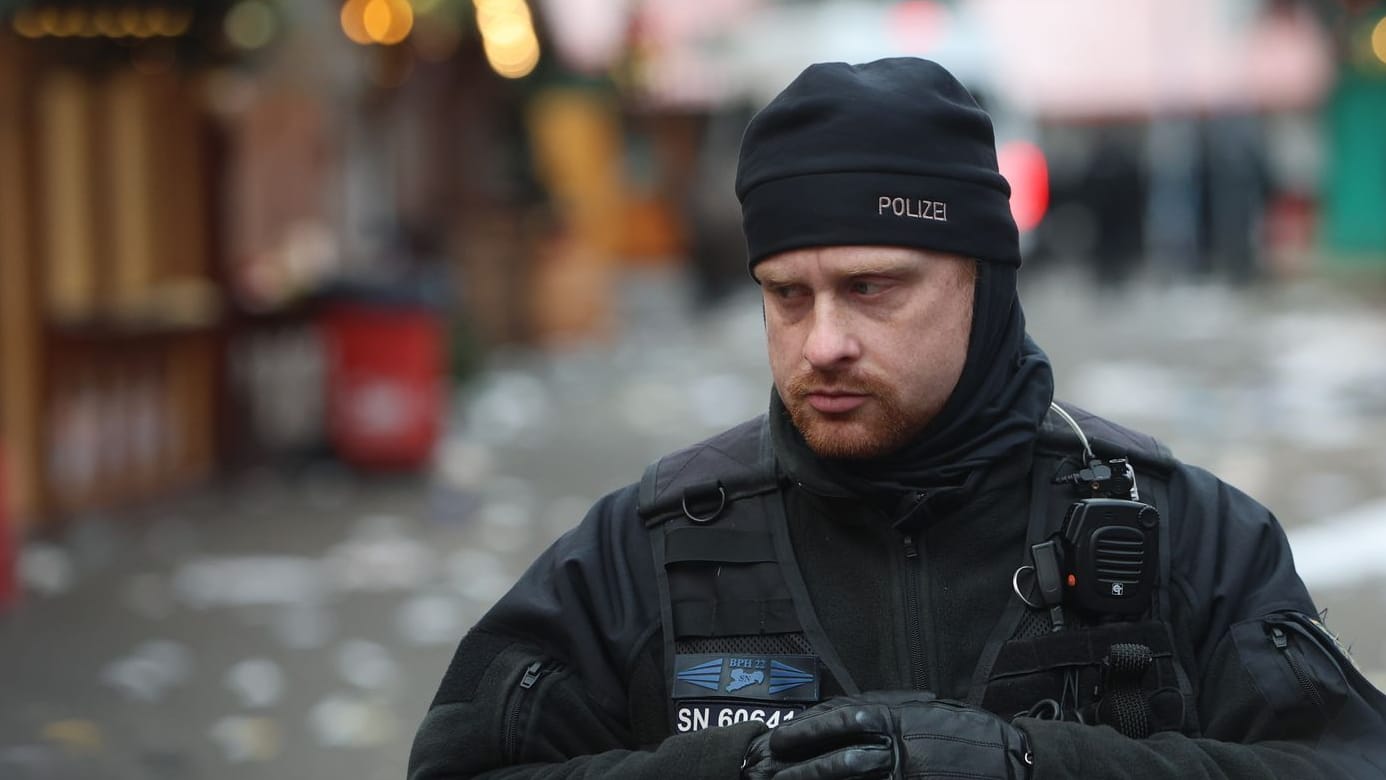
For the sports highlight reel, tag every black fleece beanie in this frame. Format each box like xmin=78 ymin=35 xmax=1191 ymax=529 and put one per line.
xmin=736 ymin=58 xmax=1020 ymax=269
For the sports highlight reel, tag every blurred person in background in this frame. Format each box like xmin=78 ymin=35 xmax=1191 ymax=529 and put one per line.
xmin=408 ymin=58 xmax=1386 ymax=779
xmin=685 ymin=103 xmax=758 ymax=309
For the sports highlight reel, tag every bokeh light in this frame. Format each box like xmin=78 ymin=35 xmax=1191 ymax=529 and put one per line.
xmin=74 ymin=10 xmax=101 ymax=38
xmin=225 ymin=0 xmax=279 ymax=50
xmin=37 ymin=7 xmax=61 ymax=35
xmin=342 ymin=0 xmax=415 ymax=46
xmin=155 ymin=9 xmax=194 ymax=38
xmin=54 ymin=8 xmax=83 ymax=37
xmin=9 ymin=6 xmax=193 ymax=39
xmin=362 ymin=0 xmax=393 ymax=41
xmin=93 ymin=10 xmax=122 ymax=37
xmin=119 ymin=7 xmax=149 ymax=37
xmin=11 ymin=10 xmax=44 ymax=38
xmin=1373 ymin=16 xmax=1386 ymax=66
xmin=475 ymin=0 xmax=540 ymax=79
xmin=997 ymin=140 xmax=1050 ymax=232
xmin=341 ymin=0 xmax=372 ymax=44
xmin=889 ymin=0 xmax=948 ymax=53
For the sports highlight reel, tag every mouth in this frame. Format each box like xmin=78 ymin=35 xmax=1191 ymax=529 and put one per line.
xmin=803 ymin=391 xmax=869 ymax=415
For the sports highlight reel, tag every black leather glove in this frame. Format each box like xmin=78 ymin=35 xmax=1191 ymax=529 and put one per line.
xmin=740 ymin=691 xmax=1032 ymax=780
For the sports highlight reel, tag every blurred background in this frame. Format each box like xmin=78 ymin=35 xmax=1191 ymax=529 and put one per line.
xmin=0 ymin=0 xmax=1384 ymax=777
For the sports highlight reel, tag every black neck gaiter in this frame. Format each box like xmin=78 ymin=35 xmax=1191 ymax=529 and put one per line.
xmin=771 ymin=263 xmax=1054 ymax=524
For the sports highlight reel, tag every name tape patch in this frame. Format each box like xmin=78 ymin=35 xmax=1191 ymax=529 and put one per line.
xmin=675 ymin=700 xmax=802 ymax=733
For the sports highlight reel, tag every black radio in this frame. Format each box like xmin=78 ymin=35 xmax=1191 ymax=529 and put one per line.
xmin=1059 ymin=498 xmax=1160 ymax=616
xmin=1023 ymin=405 xmax=1164 ymax=625
xmin=1026 ymin=498 xmax=1160 ymax=624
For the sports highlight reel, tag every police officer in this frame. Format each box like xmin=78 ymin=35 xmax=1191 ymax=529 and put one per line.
xmin=408 ymin=58 xmax=1386 ymax=779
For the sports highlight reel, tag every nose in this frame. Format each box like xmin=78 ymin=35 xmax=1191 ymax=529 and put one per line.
xmin=802 ymin=301 xmax=860 ymax=370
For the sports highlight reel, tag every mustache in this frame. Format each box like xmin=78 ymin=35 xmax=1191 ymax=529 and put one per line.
xmin=785 ymin=371 xmax=888 ymax=399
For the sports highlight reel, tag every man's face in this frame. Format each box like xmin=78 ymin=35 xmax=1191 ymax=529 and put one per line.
xmin=756 ymin=246 xmax=975 ymax=460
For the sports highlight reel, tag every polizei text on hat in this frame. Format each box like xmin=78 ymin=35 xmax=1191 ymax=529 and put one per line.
xmin=877 ymin=196 xmax=948 ymax=222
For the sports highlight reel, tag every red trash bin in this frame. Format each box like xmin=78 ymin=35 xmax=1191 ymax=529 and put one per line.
xmin=322 ymin=302 xmax=445 ymax=470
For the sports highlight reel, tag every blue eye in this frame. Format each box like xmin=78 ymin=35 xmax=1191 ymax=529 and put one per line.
xmin=850 ymin=280 xmax=885 ymax=295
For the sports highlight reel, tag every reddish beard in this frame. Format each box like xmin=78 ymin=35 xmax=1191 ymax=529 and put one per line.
xmin=782 ymin=371 xmax=921 ymax=459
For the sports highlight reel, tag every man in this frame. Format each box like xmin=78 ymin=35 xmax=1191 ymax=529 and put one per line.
xmin=409 ymin=58 xmax=1386 ymax=779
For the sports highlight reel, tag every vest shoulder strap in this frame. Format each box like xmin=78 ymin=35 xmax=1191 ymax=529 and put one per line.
xmin=1037 ymin=402 xmax=1176 ymax=477
xmin=637 ymin=415 xmax=780 ymax=526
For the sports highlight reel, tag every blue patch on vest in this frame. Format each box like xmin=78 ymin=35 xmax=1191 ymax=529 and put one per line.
xmin=727 ymin=668 xmax=764 ymax=691
xmin=768 ymin=660 xmax=816 ymax=694
xmin=673 ymin=654 xmax=820 ymax=702
xmin=675 ymin=658 xmax=724 ymax=691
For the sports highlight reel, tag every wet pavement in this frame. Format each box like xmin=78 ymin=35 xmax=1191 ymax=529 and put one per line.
xmin=3 ymin=267 xmax=1385 ymax=778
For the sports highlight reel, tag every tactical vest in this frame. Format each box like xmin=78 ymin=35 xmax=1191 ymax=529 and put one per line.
xmin=637 ymin=408 xmax=1200 ymax=739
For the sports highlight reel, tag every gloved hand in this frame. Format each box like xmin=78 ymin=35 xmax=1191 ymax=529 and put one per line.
xmin=740 ymin=691 xmax=1032 ymax=780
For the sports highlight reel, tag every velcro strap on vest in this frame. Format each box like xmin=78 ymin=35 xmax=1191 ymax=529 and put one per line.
xmin=672 ymin=596 xmax=800 ymax=637
xmin=989 ymin=621 xmax=1172 ymax=678
xmin=665 ymin=528 xmax=777 ymax=564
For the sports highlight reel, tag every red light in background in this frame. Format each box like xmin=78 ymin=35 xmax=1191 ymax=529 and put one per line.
xmin=997 ymin=140 xmax=1049 ymax=232
xmin=889 ymin=1 xmax=948 ymax=53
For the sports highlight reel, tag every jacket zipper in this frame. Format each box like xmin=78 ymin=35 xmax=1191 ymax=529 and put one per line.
xmin=505 ymin=661 xmax=548 ymax=760
xmin=902 ymin=532 xmax=929 ymax=691
xmin=1270 ymin=625 xmax=1325 ymax=713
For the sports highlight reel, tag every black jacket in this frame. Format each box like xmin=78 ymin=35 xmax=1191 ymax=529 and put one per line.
xmin=408 ymin=409 xmax=1386 ymax=778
